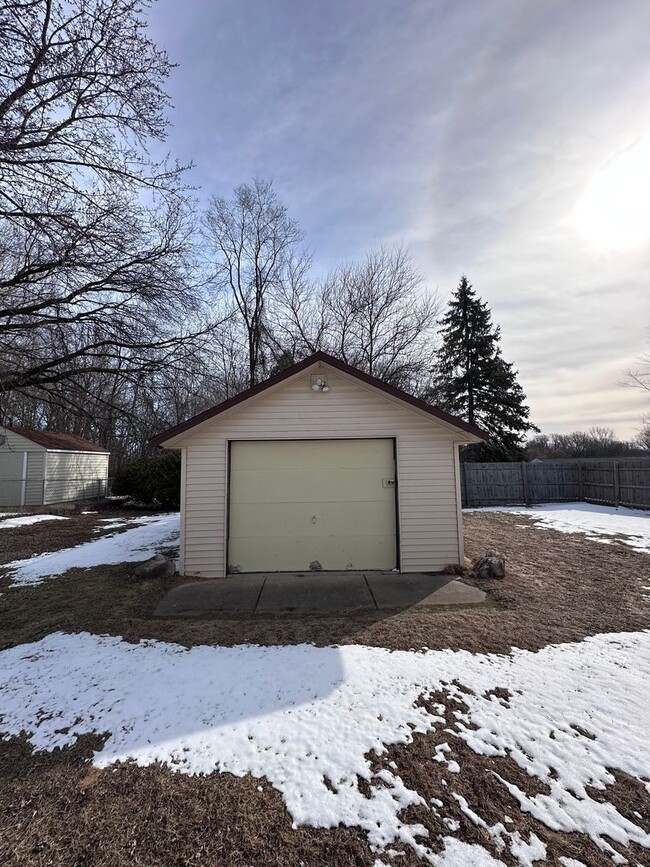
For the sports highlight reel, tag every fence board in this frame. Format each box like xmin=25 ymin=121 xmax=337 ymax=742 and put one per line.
xmin=461 ymin=458 xmax=650 ymax=509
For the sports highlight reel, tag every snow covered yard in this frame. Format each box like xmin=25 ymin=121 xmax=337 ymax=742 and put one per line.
xmin=0 ymin=510 xmax=649 ymax=866
xmin=465 ymin=502 xmax=650 ymax=554
xmin=0 ymin=512 xmax=179 ymax=587
xmin=1 ymin=630 xmax=649 ymax=866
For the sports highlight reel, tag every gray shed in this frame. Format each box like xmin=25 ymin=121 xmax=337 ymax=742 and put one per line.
xmin=0 ymin=427 xmax=110 ymax=506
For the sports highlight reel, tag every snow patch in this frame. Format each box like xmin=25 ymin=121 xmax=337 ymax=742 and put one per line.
xmin=3 ymin=513 xmax=179 ymax=586
xmin=0 ymin=514 xmax=68 ymax=530
xmin=466 ymin=502 xmax=650 ymax=553
xmin=0 ymin=630 xmax=649 ymax=864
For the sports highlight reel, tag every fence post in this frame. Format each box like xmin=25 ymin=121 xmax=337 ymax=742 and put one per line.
xmin=613 ymin=462 xmax=620 ymax=507
xmin=578 ymin=461 xmax=584 ymax=501
xmin=520 ymin=461 xmax=531 ymax=506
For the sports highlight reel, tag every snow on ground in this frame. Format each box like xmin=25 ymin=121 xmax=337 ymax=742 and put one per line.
xmin=466 ymin=502 xmax=650 ymax=553
xmin=3 ymin=513 xmax=179 ymax=586
xmin=0 ymin=514 xmax=69 ymax=529
xmin=1 ymin=630 xmax=649 ymax=865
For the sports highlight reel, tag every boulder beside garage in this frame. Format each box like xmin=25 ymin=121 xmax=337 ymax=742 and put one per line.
xmin=472 ymin=552 xmax=506 ymax=579
xmin=133 ymin=553 xmax=175 ymax=580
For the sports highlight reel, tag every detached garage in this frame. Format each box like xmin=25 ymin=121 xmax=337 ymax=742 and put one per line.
xmin=150 ymin=352 xmax=487 ymax=577
xmin=0 ymin=427 xmax=110 ymax=506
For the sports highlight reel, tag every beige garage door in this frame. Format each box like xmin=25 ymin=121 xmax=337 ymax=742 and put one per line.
xmin=228 ymin=439 xmax=397 ymax=572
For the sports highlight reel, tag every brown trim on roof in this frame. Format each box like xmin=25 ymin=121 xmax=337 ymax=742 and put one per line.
xmin=7 ymin=427 xmax=109 ymax=453
xmin=148 ymin=351 xmax=489 ymax=446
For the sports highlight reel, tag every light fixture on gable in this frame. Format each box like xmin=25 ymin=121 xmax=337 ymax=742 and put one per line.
xmin=310 ymin=376 xmax=329 ymax=392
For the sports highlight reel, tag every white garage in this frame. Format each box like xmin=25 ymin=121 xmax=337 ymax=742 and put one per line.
xmin=150 ymin=352 xmax=487 ymax=577
xmin=0 ymin=426 xmax=110 ymax=506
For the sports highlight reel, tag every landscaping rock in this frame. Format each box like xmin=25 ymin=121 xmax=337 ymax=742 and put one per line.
xmin=132 ymin=553 xmax=175 ymax=580
xmin=472 ymin=551 xmax=506 ymax=579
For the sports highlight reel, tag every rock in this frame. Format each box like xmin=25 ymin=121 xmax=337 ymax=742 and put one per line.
xmin=132 ymin=553 xmax=175 ymax=580
xmin=472 ymin=551 xmax=506 ymax=579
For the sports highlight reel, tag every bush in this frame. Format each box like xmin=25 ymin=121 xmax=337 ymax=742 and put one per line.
xmin=112 ymin=452 xmax=181 ymax=508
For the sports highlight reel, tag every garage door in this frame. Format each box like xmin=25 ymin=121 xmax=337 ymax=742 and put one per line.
xmin=228 ymin=439 xmax=397 ymax=572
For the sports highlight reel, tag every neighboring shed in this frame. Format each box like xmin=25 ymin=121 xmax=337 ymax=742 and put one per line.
xmin=0 ymin=427 xmax=110 ymax=506
xmin=151 ymin=353 xmax=488 ymax=578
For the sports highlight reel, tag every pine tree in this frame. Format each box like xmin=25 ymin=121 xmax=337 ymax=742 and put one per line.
xmin=436 ymin=277 xmax=538 ymax=460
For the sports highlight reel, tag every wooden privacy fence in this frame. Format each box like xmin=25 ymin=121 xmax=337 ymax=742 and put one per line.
xmin=460 ymin=459 xmax=650 ymax=509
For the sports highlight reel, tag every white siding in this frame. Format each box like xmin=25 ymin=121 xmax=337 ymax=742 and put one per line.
xmin=177 ymin=367 xmax=466 ymax=577
xmin=25 ymin=451 xmax=46 ymax=505
xmin=0 ymin=428 xmax=45 ymax=505
xmin=0 ymin=451 xmax=25 ymax=505
xmin=44 ymin=451 xmax=109 ymax=504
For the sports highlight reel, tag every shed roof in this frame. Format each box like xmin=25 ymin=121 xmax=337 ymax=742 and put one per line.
xmin=150 ymin=351 xmax=489 ymax=446
xmin=7 ymin=427 xmax=109 ymax=453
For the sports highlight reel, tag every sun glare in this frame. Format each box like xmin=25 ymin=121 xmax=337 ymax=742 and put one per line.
xmin=571 ymin=137 xmax=650 ymax=252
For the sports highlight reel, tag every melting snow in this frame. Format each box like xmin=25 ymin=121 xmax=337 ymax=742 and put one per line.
xmin=0 ymin=514 xmax=69 ymax=529
xmin=1 ymin=630 xmax=649 ymax=864
xmin=3 ymin=513 xmax=179 ymax=586
xmin=466 ymin=502 xmax=650 ymax=553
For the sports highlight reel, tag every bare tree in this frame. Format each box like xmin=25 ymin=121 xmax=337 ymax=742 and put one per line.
xmin=203 ymin=179 xmax=304 ymax=386
xmin=0 ymin=0 xmax=215 ymax=405
xmin=635 ymin=420 xmax=650 ymax=451
xmin=626 ymin=355 xmax=650 ymax=392
xmin=261 ymin=243 xmax=440 ymax=392
xmin=321 ymin=246 xmax=440 ymax=391
xmin=264 ymin=250 xmax=325 ymax=368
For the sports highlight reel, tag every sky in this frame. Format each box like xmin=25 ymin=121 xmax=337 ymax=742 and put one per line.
xmin=148 ymin=0 xmax=650 ymax=438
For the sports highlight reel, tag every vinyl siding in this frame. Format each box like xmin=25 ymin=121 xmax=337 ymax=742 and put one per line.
xmin=25 ymin=451 xmax=46 ymax=505
xmin=177 ymin=366 xmax=466 ymax=578
xmin=44 ymin=452 xmax=110 ymax=504
xmin=0 ymin=428 xmax=45 ymax=505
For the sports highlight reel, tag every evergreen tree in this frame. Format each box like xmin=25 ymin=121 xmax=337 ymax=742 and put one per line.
xmin=436 ymin=277 xmax=538 ymax=460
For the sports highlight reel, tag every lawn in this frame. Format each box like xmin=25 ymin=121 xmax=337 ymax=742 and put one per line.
xmin=0 ymin=505 xmax=649 ymax=866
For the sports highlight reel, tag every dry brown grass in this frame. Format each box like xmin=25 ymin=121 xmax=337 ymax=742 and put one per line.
xmin=1 ymin=510 xmax=649 ymax=866
xmin=377 ymin=692 xmax=650 ymax=866
xmin=2 ymin=510 xmax=649 ymax=654
xmin=0 ymin=735 xmax=372 ymax=867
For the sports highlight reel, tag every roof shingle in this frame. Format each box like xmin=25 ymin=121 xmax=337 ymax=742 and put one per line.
xmin=7 ymin=428 xmax=109 ymax=453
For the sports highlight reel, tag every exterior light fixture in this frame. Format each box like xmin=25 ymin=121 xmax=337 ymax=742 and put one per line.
xmin=311 ymin=377 xmax=329 ymax=392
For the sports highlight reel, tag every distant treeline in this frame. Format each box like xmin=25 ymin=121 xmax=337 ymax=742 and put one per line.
xmin=525 ymin=426 xmax=649 ymax=460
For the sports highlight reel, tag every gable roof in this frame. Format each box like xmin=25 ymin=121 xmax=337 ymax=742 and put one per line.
xmin=7 ymin=427 xmax=109 ymax=453
xmin=150 ymin=352 xmax=488 ymax=446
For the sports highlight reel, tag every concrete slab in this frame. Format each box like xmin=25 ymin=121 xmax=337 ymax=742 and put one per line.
xmin=154 ymin=571 xmax=487 ymax=616
xmin=367 ymin=572 xmax=486 ymax=608
xmin=256 ymin=572 xmax=372 ymax=612
xmin=154 ymin=574 xmax=265 ymax=615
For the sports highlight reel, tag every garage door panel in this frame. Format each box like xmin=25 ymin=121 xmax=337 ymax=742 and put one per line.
xmin=230 ymin=467 xmax=395 ymax=504
xmin=229 ymin=501 xmax=394 ymax=537
xmin=228 ymin=534 xmax=396 ymax=573
xmin=231 ymin=439 xmax=393 ymax=469
xmin=228 ymin=439 xmax=396 ymax=572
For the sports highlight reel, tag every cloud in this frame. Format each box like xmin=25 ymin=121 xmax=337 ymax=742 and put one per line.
xmin=150 ymin=0 xmax=650 ymax=437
